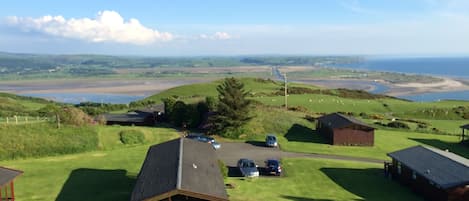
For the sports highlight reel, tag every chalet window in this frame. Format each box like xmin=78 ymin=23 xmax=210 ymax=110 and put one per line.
xmin=397 ymin=162 xmax=402 ymax=175
xmin=412 ymin=171 xmax=417 ymax=180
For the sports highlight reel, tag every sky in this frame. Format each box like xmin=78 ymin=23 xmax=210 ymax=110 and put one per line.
xmin=1 ymin=0 xmax=469 ymax=56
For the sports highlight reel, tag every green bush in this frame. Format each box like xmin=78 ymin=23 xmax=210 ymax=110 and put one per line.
xmin=119 ymin=130 xmax=146 ymax=145
xmin=218 ymin=160 xmax=228 ymax=179
xmin=387 ymin=121 xmax=410 ymax=129
xmin=0 ymin=123 xmax=98 ymax=160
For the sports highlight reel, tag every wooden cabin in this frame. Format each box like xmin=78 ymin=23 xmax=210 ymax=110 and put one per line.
xmin=317 ymin=113 xmax=374 ymax=146
xmin=386 ymin=146 xmax=469 ymax=201
xmin=130 ymin=138 xmax=228 ymax=201
xmin=0 ymin=167 xmax=23 ymax=201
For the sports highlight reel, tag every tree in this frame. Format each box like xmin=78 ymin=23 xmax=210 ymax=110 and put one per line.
xmin=209 ymin=77 xmax=252 ymax=138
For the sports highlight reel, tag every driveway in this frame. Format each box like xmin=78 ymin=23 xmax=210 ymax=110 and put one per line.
xmin=216 ymin=142 xmax=384 ymax=168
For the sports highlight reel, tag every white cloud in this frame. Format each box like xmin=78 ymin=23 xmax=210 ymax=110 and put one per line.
xmin=199 ymin=32 xmax=232 ymax=40
xmin=5 ymin=10 xmax=173 ymax=45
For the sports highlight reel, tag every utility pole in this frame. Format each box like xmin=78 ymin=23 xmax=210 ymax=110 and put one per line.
xmin=284 ymin=73 xmax=288 ymax=110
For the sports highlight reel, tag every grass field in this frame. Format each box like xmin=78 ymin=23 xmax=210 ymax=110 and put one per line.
xmin=279 ymin=129 xmax=467 ymax=160
xmin=1 ymin=129 xmax=179 ymax=201
xmin=227 ymin=158 xmax=422 ymax=201
xmin=3 ymin=149 xmax=423 ymax=201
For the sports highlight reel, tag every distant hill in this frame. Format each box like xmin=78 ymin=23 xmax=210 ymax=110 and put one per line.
xmin=0 ymin=51 xmax=360 ymax=79
xmin=0 ymin=92 xmax=52 ymax=116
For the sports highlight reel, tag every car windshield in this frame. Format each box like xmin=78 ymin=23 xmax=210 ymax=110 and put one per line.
xmin=268 ymin=160 xmax=279 ymax=166
xmin=244 ymin=161 xmax=256 ymax=168
xmin=267 ymin=136 xmax=276 ymax=141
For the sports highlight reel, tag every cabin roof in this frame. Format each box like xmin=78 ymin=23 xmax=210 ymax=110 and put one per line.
xmin=318 ymin=113 xmax=374 ymax=130
xmin=0 ymin=167 xmax=23 ymax=187
xmin=103 ymin=112 xmax=151 ymax=123
xmin=388 ymin=145 xmax=469 ymax=189
xmin=461 ymin=124 xmax=469 ymax=130
xmin=130 ymin=138 xmax=228 ymax=201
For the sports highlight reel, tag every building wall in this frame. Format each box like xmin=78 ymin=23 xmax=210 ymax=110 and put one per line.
xmin=331 ymin=127 xmax=374 ymax=146
xmin=317 ymin=122 xmax=334 ymax=144
xmin=389 ymin=159 xmax=454 ymax=201
xmin=447 ymin=186 xmax=469 ymax=201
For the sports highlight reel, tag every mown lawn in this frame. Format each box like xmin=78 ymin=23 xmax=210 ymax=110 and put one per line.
xmin=278 ymin=129 xmax=468 ymax=160
xmin=227 ymin=158 xmax=422 ymax=201
xmin=1 ymin=129 xmax=179 ymax=201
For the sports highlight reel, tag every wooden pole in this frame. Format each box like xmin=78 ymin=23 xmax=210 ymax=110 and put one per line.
xmin=10 ymin=181 xmax=14 ymax=201
xmin=56 ymin=113 xmax=61 ymax=129
xmin=284 ymin=73 xmax=288 ymax=110
xmin=6 ymin=117 xmax=8 ymax=124
xmin=15 ymin=115 xmax=18 ymax=124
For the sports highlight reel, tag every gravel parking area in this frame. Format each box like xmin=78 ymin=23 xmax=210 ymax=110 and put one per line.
xmin=216 ymin=142 xmax=384 ymax=169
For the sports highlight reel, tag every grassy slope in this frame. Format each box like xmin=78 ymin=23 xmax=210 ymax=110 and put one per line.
xmin=0 ymin=123 xmax=98 ymax=160
xmin=227 ymin=158 xmax=422 ymax=201
xmin=237 ymin=106 xmax=467 ymax=160
xmin=2 ymin=128 xmax=179 ymax=201
xmin=0 ymin=92 xmax=50 ymax=116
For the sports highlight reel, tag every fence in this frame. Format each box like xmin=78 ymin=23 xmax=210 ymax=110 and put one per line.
xmin=0 ymin=116 xmax=52 ymax=125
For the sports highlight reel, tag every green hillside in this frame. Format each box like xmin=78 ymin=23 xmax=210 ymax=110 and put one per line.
xmin=144 ymin=77 xmax=468 ymax=121
xmin=0 ymin=92 xmax=52 ymax=116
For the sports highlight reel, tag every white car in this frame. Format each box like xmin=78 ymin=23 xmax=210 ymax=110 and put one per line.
xmin=237 ymin=158 xmax=259 ymax=177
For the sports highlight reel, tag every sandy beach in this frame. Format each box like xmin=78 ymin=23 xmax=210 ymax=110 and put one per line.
xmin=0 ymin=74 xmax=467 ymax=99
xmin=0 ymin=78 xmax=216 ymax=96
xmin=386 ymin=78 xmax=469 ymax=96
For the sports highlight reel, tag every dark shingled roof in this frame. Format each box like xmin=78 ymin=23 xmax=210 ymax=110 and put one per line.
xmin=388 ymin=145 xmax=469 ymax=189
xmin=0 ymin=167 xmax=23 ymax=187
xmin=318 ymin=113 xmax=374 ymax=130
xmin=130 ymin=138 xmax=228 ymax=201
xmin=104 ymin=112 xmax=150 ymax=123
xmin=461 ymin=124 xmax=469 ymax=130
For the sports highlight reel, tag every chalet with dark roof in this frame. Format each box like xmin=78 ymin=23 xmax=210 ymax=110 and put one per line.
xmin=131 ymin=138 xmax=228 ymax=201
xmin=386 ymin=146 xmax=469 ymax=201
xmin=0 ymin=167 xmax=23 ymax=201
xmin=103 ymin=104 xmax=165 ymax=126
xmin=316 ymin=113 xmax=374 ymax=146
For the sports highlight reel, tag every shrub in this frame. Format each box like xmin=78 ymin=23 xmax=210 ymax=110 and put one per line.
xmin=417 ymin=123 xmax=428 ymax=129
xmin=218 ymin=160 xmax=228 ymax=179
xmin=58 ymin=106 xmax=94 ymax=126
xmin=387 ymin=121 xmax=410 ymax=129
xmin=119 ymin=130 xmax=146 ymax=145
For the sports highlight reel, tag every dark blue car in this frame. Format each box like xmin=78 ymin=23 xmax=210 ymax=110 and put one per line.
xmin=264 ymin=159 xmax=282 ymax=176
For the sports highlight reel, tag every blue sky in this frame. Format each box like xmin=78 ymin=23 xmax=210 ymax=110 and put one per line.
xmin=1 ymin=0 xmax=468 ymax=56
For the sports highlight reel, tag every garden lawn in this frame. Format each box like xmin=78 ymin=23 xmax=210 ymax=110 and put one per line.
xmin=227 ymin=158 xmax=422 ymax=201
xmin=0 ymin=130 xmax=179 ymax=201
xmin=279 ymin=129 xmax=468 ymax=160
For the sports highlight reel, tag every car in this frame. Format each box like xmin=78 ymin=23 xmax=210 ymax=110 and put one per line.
xmin=265 ymin=134 xmax=278 ymax=147
xmin=264 ymin=159 xmax=282 ymax=176
xmin=237 ymin=158 xmax=259 ymax=177
xmin=186 ymin=134 xmax=221 ymax=149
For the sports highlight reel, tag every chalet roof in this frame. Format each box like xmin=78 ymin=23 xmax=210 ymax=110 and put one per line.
xmin=130 ymin=138 xmax=228 ymax=201
xmin=388 ymin=145 xmax=469 ymax=189
xmin=317 ymin=113 xmax=374 ymax=130
xmin=135 ymin=104 xmax=165 ymax=114
xmin=461 ymin=124 xmax=469 ymax=130
xmin=103 ymin=112 xmax=151 ymax=123
xmin=0 ymin=167 xmax=23 ymax=187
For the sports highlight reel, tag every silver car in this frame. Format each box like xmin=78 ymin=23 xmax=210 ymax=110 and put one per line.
xmin=237 ymin=158 xmax=259 ymax=177
xmin=265 ymin=134 xmax=278 ymax=147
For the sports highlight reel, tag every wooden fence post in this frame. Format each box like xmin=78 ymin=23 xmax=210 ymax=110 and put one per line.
xmin=15 ymin=115 xmax=18 ymax=124
xmin=6 ymin=117 xmax=9 ymax=124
